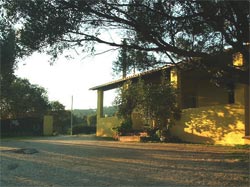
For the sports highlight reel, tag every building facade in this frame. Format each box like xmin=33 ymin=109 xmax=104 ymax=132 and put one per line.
xmin=90 ymin=59 xmax=249 ymax=145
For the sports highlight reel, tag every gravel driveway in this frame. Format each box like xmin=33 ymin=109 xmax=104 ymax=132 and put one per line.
xmin=0 ymin=135 xmax=249 ymax=187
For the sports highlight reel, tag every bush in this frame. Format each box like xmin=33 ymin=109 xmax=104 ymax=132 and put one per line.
xmin=87 ymin=114 xmax=97 ymax=126
xmin=71 ymin=125 xmax=96 ymax=135
xmin=114 ymin=74 xmax=180 ymax=139
xmin=0 ymin=118 xmax=43 ymax=137
xmin=112 ymin=119 xmax=133 ymax=136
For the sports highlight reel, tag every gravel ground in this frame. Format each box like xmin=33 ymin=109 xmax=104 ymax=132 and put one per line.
xmin=0 ymin=135 xmax=249 ymax=187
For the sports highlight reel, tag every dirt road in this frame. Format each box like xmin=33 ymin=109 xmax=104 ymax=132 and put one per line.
xmin=0 ymin=135 xmax=249 ymax=186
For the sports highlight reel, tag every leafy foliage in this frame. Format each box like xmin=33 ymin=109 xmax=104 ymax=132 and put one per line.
xmin=73 ymin=109 xmax=96 ymax=118
xmin=0 ymin=29 xmax=16 ymax=86
xmin=50 ymin=101 xmax=65 ymax=111
xmin=114 ymin=73 xmax=180 ymax=138
xmin=1 ymin=78 xmax=50 ymax=119
xmin=114 ymin=80 xmax=142 ymax=121
xmin=1 ymin=118 xmax=43 ymax=137
xmin=71 ymin=125 xmax=96 ymax=135
xmin=87 ymin=114 xmax=97 ymax=126
xmin=3 ymin=0 xmax=248 ymax=84
xmin=47 ymin=101 xmax=71 ymax=134
xmin=0 ymin=28 xmax=18 ymax=111
xmin=140 ymin=75 xmax=179 ymax=129
xmin=112 ymin=119 xmax=133 ymax=136
xmin=73 ymin=106 xmax=116 ymax=120
xmin=0 ymin=16 xmax=51 ymax=119
xmin=113 ymin=39 xmax=158 ymax=78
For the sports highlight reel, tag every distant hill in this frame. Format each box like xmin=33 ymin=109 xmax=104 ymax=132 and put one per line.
xmin=73 ymin=109 xmax=96 ymax=117
xmin=73 ymin=106 xmax=117 ymax=117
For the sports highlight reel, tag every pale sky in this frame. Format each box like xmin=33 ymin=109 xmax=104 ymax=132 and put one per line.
xmin=15 ymin=48 xmax=118 ymax=110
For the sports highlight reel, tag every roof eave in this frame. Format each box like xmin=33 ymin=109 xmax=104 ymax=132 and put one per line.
xmin=89 ymin=64 xmax=173 ymax=91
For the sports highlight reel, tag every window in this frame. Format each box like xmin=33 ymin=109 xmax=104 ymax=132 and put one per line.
xmin=233 ymin=52 xmax=243 ymax=67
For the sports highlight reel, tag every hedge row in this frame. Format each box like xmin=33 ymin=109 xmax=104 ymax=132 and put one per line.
xmin=72 ymin=125 xmax=96 ymax=135
xmin=1 ymin=118 xmax=43 ymax=137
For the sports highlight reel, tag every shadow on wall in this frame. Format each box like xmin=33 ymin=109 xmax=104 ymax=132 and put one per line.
xmin=172 ymin=104 xmax=245 ymax=145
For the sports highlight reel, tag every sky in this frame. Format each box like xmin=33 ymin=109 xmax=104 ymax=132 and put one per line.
xmin=15 ymin=48 xmax=119 ymax=110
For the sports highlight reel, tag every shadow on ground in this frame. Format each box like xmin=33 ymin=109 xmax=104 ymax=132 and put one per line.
xmin=1 ymin=135 xmax=249 ymax=187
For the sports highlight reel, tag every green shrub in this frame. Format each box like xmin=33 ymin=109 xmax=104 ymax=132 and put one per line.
xmin=71 ymin=125 xmax=96 ymax=135
xmin=112 ymin=119 xmax=133 ymax=136
xmin=114 ymin=74 xmax=180 ymax=139
xmin=87 ymin=114 xmax=97 ymax=126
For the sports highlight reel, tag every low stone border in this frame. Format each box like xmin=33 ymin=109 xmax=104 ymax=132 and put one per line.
xmin=118 ymin=136 xmax=141 ymax=142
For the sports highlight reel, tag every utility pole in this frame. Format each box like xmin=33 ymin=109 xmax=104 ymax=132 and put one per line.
xmin=70 ymin=95 xmax=73 ymax=135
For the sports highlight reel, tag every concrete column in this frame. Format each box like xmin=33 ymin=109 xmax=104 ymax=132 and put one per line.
xmin=97 ymin=90 xmax=104 ymax=118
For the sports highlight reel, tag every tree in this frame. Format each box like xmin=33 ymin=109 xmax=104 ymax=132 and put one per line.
xmin=3 ymin=0 xmax=249 ymax=84
xmin=114 ymin=74 xmax=179 ymax=138
xmin=1 ymin=78 xmax=50 ymax=119
xmin=47 ymin=102 xmax=71 ymax=134
xmin=87 ymin=114 xmax=97 ymax=126
xmin=113 ymin=39 xmax=131 ymax=78
xmin=113 ymin=39 xmax=159 ymax=78
xmin=50 ymin=101 xmax=65 ymax=111
xmin=0 ymin=29 xmax=16 ymax=86
xmin=0 ymin=27 xmax=17 ymax=107
xmin=114 ymin=80 xmax=141 ymax=122
xmin=0 ymin=29 xmax=17 ymax=117
xmin=139 ymin=76 xmax=180 ymax=139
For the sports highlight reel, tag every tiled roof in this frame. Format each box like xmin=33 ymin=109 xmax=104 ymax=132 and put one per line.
xmin=89 ymin=64 xmax=173 ymax=91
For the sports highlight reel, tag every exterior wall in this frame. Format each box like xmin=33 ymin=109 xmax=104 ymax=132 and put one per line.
xmin=97 ymin=103 xmax=248 ymax=145
xmin=244 ymin=84 xmax=250 ymax=136
xmin=180 ymin=70 xmax=229 ymax=109
xmin=171 ymin=104 xmax=247 ymax=145
xmin=96 ymin=113 xmax=147 ymax=137
xmin=197 ymin=80 xmax=228 ymax=107
xmin=235 ymin=83 xmax=245 ymax=105
xmin=94 ymin=66 xmax=249 ymax=144
xmin=230 ymin=83 xmax=249 ymax=137
xmin=96 ymin=116 xmax=123 ymax=137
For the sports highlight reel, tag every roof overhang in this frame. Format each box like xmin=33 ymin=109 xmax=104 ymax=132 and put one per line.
xmin=89 ymin=65 xmax=172 ymax=91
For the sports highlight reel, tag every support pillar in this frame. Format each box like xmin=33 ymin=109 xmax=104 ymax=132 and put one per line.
xmin=97 ymin=90 xmax=104 ymax=118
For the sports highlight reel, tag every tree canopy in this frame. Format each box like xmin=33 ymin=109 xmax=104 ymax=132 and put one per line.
xmin=50 ymin=101 xmax=65 ymax=111
xmin=112 ymin=39 xmax=158 ymax=78
xmin=1 ymin=77 xmax=51 ymax=119
xmin=0 ymin=29 xmax=16 ymax=98
xmin=2 ymin=0 xmax=249 ymax=83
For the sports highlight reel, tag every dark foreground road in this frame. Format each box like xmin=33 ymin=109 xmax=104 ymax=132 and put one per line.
xmin=0 ymin=135 xmax=249 ymax=187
